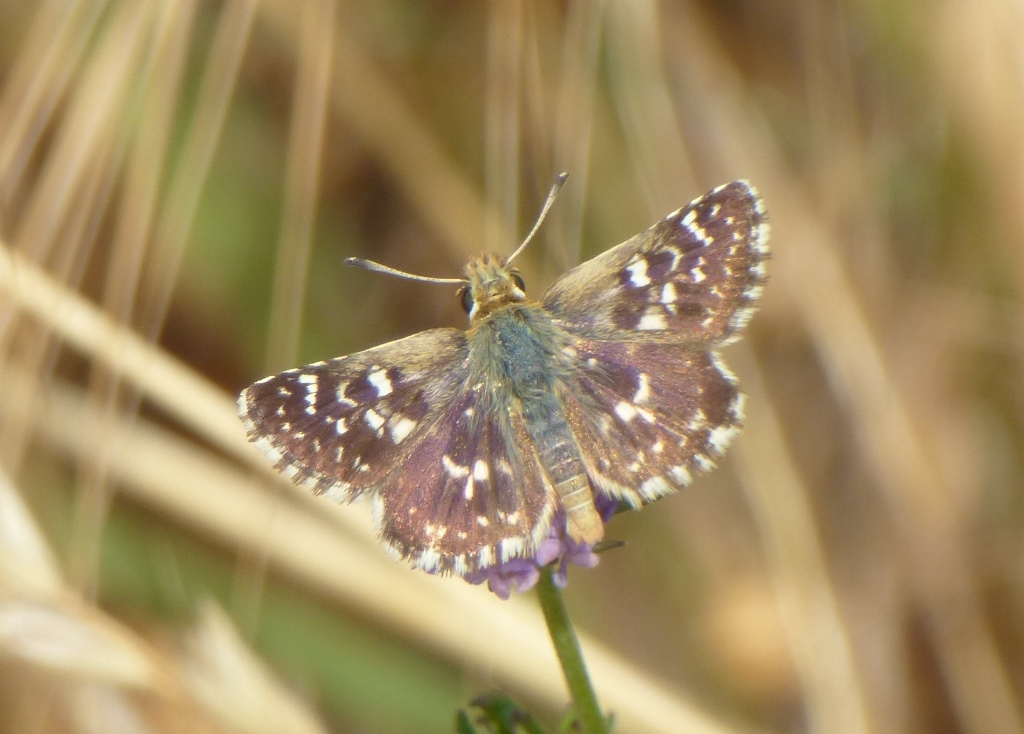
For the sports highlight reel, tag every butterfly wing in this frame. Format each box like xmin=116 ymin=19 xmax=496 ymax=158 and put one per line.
xmin=240 ymin=329 xmax=467 ymax=498
xmin=373 ymin=382 xmax=557 ymax=575
xmin=543 ymin=181 xmax=768 ymax=505
xmin=559 ymin=340 xmax=744 ymax=508
xmin=239 ymin=329 xmax=556 ymax=575
xmin=542 ymin=180 xmax=768 ymax=345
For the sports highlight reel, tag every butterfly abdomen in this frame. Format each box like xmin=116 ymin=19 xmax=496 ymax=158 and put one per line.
xmin=523 ymin=395 xmax=604 ymax=544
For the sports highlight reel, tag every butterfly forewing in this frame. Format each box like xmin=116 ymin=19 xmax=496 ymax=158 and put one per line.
xmin=542 ymin=180 xmax=768 ymax=345
xmin=239 ymin=329 xmax=469 ymax=497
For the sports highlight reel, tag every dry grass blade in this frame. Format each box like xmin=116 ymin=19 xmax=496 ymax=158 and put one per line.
xmin=483 ymin=0 xmax=523 ymax=255
xmin=0 ymin=239 xmax=254 ymax=467
xmin=0 ymin=470 xmax=192 ymax=729
xmin=182 ymin=601 xmax=329 ymax=734
xmin=0 ymin=0 xmax=106 ymax=200
xmin=605 ymin=1 xmax=695 ymax=214
xmin=265 ymin=0 xmax=336 ymax=373
xmin=551 ymin=0 xmax=604 ymax=269
xmin=263 ymin=1 xmax=509 ymax=262
xmin=732 ymin=344 xmax=873 ymax=734
xmin=0 ymin=384 xmax=322 ymax=734
xmin=773 ymin=192 xmax=1023 ymax=734
xmin=0 ymin=468 xmax=63 ymax=599
xmin=136 ymin=0 xmax=257 ymax=341
xmin=0 ymin=597 xmax=165 ymax=691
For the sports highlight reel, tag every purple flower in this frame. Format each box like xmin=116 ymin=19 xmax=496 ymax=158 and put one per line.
xmin=464 ymin=495 xmax=619 ymax=599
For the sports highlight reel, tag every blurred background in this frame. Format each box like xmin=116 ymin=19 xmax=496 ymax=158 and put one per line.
xmin=0 ymin=1 xmax=1021 ymax=732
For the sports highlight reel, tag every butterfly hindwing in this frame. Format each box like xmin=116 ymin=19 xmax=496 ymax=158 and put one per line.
xmin=560 ymin=339 xmax=744 ymax=507
xmin=542 ymin=180 xmax=768 ymax=345
xmin=375 ymin=384 xmax=557 ymax=575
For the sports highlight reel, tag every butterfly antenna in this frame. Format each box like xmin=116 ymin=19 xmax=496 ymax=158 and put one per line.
xmin=505 ymin=172 xmax=569 ymax=264
xmin=343 ymin=257 xmax=467 ymax=285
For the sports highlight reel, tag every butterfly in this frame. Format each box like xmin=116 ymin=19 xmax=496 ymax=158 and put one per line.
xmin=238 ymin=179 xmax=768 ymax=576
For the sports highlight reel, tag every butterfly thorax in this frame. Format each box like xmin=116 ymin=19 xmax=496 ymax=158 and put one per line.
xmin=463 ymin=254 xmax=527 ymax=321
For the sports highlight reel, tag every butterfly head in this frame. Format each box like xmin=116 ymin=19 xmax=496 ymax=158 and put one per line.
xmin=459 ymin=253 xmax=527 ymax=321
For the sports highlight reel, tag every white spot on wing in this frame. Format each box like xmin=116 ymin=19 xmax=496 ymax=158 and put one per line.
xmin=442 ymin=455 xmax=469 ymax=478
xmin=729 ymin=392 xmax=747 ymax=421
xmin=389 ymin=417 xmax=417 ymax=444
xmin=693 ymin=454 xmax=715 ymax=472
xmin=298 ymin=374 xmax=319 ymax=411
xmin=414 ymin=548 xmax=441 ymax=572
xmin=336 ymin=382 xmax=357 ymax=407
xmin=637 ymin=311 xmax=667 ymax=330
xmin=709 ymin=351 xmax=739 ymax=384
xmin=615 ymin=402 xmax=637 ymax=422
xmin=707 ymin=424 xmax=738 ymax=454
xmin=640 ymin=476 xmax=672 ymax=500
xmin=671 ymin=465 xmax=693 ymax=485
xmin=324 ymin=481 xmax=349 ymax=502
xmin=254 ymin=437 xmax=283 ymax=465
xmin=499 ymin=536 xmax=524 ymax=562
xmin=368 ymin=368 xmax=393 ymax=397
xmin=625 ymin=259 xmax=651 ymax=287
xmin=633 ymin=373 xmax=651 ymax=404
xmin=364 ymin=409 xmax=385 ymax=432
xmin=666 ymin=247 xmax=682 ymax=272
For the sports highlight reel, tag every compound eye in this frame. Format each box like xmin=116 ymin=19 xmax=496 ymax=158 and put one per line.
xmin=459 ymin=286 xmax=474 ymax=313
xmin=512 ymin=273 xmax=526 ymax=292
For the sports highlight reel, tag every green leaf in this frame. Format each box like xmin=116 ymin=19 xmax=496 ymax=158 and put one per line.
xmin=456 ymin=708 xmax=480 ymax=734
xmin=459 ymin=692 xmax=549 ymax=734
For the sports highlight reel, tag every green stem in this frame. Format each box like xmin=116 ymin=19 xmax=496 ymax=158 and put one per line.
xmin=536 ymin=567 xmax=608 ymax=734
